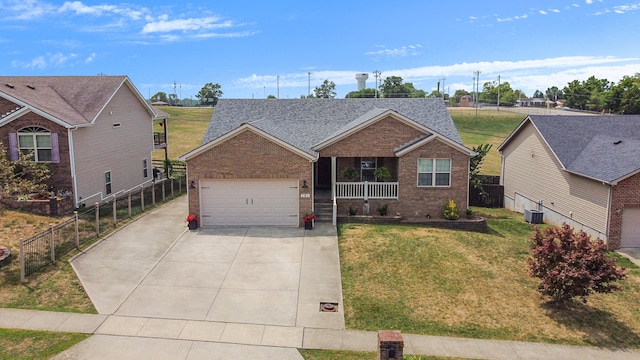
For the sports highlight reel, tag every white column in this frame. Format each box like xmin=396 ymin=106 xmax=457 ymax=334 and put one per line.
xmin=331 ymin=157 xmax=337 ymax=225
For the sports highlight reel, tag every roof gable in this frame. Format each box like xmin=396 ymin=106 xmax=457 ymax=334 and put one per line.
xmin=201 ymin=98 xmax=463 ymax=157
xmin=0 ymin=76 xmax=160 ymax=127
xmin=499 ymin=115 xmax=640 ymax=184
xmin=180 ymin=124 xmax=316 ymax=161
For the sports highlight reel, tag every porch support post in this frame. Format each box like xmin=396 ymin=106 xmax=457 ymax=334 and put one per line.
xmin=331 ymin=157 xmax=337 ymax=225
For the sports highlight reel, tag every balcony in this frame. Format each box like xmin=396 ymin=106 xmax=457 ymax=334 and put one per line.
xmin=154 ymin=132 xmax=167 ymax=149
xmin=335 ymin=181 xmax=398 ymax=199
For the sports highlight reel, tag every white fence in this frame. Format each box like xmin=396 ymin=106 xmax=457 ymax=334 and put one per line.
xmin=335 ymin=181 xmax=398 ymax=199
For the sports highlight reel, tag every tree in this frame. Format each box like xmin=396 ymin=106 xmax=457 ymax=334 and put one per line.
xmin=313 ymin=79 xmax=336 ymax=98
xmin=608 ymin=73 xmax=640 ymax=114
xmin=545 ymin=86 xmax=563 ymax=101
xmin=380 ymin=76 xmax=411 ymax=98
xmin=0 ymin=143 xmax=51 ymax=199
xmin=479 ymin=81 xmax=518 ymax=106
xmin=345 ymin=88 xmax=376 ymax=98
xmin=196 ymin=83 xmax=223 ymax=106
xmin=528 ymin=223 xmax=626 ymax=306
xmin=451 ymin=89 xmax=470 ymax=106
xmin=168 ymin=93 xmax=178 ymax=105
xmin=150 ymin=92 xmax=168 ymax=103
xmin=469 ymin=144 xmax=492 ymax=195
xmin=533 ymin=90 xmax=544 ymax=98
xmin=563 ymin=76 xmax=611 ymax=111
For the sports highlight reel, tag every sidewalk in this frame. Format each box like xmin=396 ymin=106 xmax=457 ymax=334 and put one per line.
xmin=1 ymin=308 xmax=639 ymax=359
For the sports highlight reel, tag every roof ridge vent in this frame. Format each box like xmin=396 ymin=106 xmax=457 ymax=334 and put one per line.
xmin=5 ymin=83 xmax=14 ymax=89
xmin=27 ymin=84 xmax=36 ymax=90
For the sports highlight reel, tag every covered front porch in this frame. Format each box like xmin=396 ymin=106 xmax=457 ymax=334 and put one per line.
xmin=314 ymin=156 xmax=399 ymax=224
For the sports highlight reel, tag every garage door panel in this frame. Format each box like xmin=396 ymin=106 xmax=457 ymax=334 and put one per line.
xmin=200 ymin=179 xmax=299 ymax=226
xmin=621 ymin=208 xmax=640 ymax=248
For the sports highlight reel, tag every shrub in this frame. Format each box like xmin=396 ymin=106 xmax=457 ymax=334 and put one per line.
xmin=528 ymin=223 xmax=626 ymax=306
xmin=373 ymin=166 xmax=391 ymax=181
xmin=442 ymin=199 xmax=459 ymax=220
xmin=348 ymin=206 xmax=358 ymax=216
xmin=377 ymin=204 xmax=388 ymax=216
xmin=340 ymin=166 xmax=358 ymax=181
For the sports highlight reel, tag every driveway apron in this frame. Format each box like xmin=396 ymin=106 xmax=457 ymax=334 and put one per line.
xmin=70 ymin=196 xmax=344 ymax=329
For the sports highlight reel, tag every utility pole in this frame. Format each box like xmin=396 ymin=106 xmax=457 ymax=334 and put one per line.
xmin=473 ymin=71 xmax=481 ymax=117
xmin=307 ymin=72 xmax=311 ymax=97
xmin=373 ymin=70 xmax=381 ymax=98
xmin=497 ymin=75 xmax=501 ymax=111
xmin=277 ymin=75 xmax=280 ymax=99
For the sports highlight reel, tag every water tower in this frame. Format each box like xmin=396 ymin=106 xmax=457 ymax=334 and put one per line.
xmin=355 ymin=73 xmax=369 ymax=90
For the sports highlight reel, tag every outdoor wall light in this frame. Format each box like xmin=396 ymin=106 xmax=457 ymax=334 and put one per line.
xmin=302 ymin=180 xmax=308 ymax=188
xmin=189 ymin=181 xmax=196 ymax=189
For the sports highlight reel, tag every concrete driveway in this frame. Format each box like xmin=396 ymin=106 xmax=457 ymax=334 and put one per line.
xmin=71 ymin=196 xmax=344 ymax=330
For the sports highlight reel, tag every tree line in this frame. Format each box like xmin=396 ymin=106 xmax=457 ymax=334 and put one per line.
xmin=148 ymin=72 xmax=640 ymax=114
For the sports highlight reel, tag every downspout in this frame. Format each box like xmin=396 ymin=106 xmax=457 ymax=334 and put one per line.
xmin=605 ymin=184 xmax=613 ymax=249
xmin=68 ymin=127 xmax=80 ymax=207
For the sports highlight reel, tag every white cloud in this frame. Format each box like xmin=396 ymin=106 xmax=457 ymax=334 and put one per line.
xmin=85 ymin=52 xmax=96 ymax=63
xmin=2 ymin=0 xmax=55 ymax=20
xmin=142 ymin=16 xmax=231 ymax=33
xmin=539 ymin=10 xmax=547 ymax=15
xmin=365 ymin=44 xmax=422 ymax=57
xmin=234 ymin=56 xmax=640 ymax=97
xmin=58 ymin=1 xmax=146 ymax=20
xmin=13 ymin=52 xmax=81 ymax=69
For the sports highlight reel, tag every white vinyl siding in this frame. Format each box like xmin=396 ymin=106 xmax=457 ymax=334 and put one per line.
xmin=501 ymin=123 xmax=609 ymax=233
xmin=72 ymin=83 xmax=154 ymax=203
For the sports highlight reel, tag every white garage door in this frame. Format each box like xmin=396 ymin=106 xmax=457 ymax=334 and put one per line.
xmin=621 ymin=208 xmax=640 ymax=248
xmin=200 ymin=179 xmax=299 ymax=226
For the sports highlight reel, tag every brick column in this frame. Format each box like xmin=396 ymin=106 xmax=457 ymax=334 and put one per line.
xmin=378 ymin=330 xmax=403 ymax=360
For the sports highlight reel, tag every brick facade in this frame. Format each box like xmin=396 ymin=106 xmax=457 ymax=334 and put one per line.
xmin=608 ymin=172 xmax=640 ymax=249
xmin=320 ymin=116 xmax=425 ymax=158
xmin=319 ymin=116 xmax=469 ymax=220
xmin=0 ymin=109 xmax=73 ymax=196
xmin=186 ymin=129 xmax=313 ymax=226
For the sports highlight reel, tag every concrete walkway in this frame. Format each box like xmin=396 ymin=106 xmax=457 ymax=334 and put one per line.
xmin=2 ymin=197 xmax=639 ymax=359
xmin=1 ymin=308 xmax=639 ymax=359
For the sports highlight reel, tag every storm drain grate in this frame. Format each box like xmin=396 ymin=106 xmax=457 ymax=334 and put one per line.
xmin=320 ymin=302 xmax=339 ymax=312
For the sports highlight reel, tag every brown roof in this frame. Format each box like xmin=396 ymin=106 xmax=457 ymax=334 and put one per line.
xmin=0 ymin=76 xmax=134 ymax=127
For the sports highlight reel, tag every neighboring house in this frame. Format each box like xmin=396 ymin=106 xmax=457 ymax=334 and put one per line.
xmin=459 ymin=95 xmax=474 ymax=108
xmin=179 ymin=98 xmax=474 ymax=227
xmin=0 ymin=76 xmax=168 ymax=209
xmin=498 ymin=115 xmax=640 ymax=249
xmin=515 ymin=97 xmax=546 ymax=107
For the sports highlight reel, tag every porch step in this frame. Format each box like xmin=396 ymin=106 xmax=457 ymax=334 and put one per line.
xmin=314 ymin=202 xmax=333 ymax=223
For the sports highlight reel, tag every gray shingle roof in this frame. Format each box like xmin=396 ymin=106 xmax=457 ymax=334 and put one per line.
xmin=0 ymin=76 xmax=142 ymax=126
xmin=528 ymin=115 xmax=640 ymax=183
xmin=202 ymin=98 xmax=461 ymax=156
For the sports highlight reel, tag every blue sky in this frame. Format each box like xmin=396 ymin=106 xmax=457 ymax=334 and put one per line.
xmin=2 ymin=0 xmax=639 ymax=100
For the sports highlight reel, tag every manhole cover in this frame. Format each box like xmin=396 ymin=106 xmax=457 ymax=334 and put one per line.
xmin=319 ymin=302 xmax=338 ymax=312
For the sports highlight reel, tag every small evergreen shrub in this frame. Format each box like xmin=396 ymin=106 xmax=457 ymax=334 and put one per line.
xmin=442 ymin=199 xmax=459 ymax=220
xmin=377 ymin=204 xmax=388 ymax=216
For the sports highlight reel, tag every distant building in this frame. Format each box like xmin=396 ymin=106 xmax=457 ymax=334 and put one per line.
xmin=515 ymin=97 xmax=546 ymax=107
xmin=459 ymin=95 xmax=474 ymax=107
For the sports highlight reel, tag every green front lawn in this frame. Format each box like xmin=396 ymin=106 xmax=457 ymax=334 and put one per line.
xmin=339 ymin=207 xmax=640 ymax=348
xmin=0 ymin=329 xmax=88 ymax=360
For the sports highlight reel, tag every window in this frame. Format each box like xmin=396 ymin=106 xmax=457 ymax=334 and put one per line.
xmin=143 ymin=159 xmax=148 ymax=178
xmin=418 ymin=159 xmax=451 ymax=187
xmin=17 ymin=127 xmax=52 ymax=162
xmin=361 ymin=157 xmax=376 ymax=182
xmin=105 ymin=171 xmax=112 ymax=195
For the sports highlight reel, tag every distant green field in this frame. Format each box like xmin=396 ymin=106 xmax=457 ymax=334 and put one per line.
xmin=449 ymin=108 xmax=524 ymax=175
xmin=151 ymin=106 xmax=523 ymax=175
xmin=153 ymin=106 xmax=213 ymax=160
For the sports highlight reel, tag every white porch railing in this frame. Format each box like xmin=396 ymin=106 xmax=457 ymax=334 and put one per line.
xmin=335 ymin=181 xmax=398 ymax=199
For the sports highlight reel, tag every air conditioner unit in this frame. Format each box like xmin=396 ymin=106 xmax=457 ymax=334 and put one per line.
xmin=524 ymin=209 xmax=544 ymax=224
